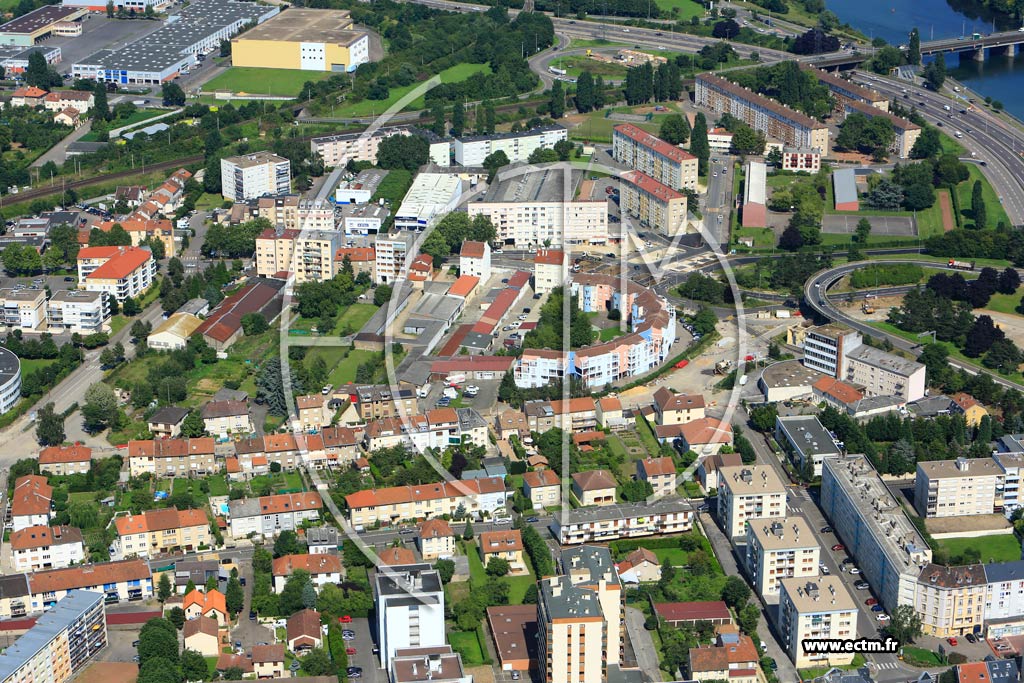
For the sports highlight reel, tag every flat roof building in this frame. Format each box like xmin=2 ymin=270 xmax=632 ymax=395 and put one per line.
xmin=914 ymin=457 xmax=1005 ymax=518
xmin=0 ymin=6 xmax=85 ymax=47
xmin=231 ymin=8 xmax=369 ymax=73
xmin=746 ymin=517 xmax=820 ymax=597
xmin=619 ymin=170 xmax=688 ymax=237
xmin=374 ymin=565 xmax=445 ymax=669
xmin=742 ymin=160 xmax=766 ymax=228
xmin=453 ymin=124 xmax=567 ymax=166
xmin=395 ymin=173 xmax=463 ymax=231
xmin=775 ymin=415 xmax=841 ymax=478
xmin=778 ymin=576 xmax=857 ymax=668
xmin=72 ymin=0 xmax=278 ymax=84
xmin=820 ymin=454 xmax=931 ymax=613
xmin=717 ymin=465 xmax=787 ymax=538
xmin=832 ymin=168 xmax=859 ymax=211
xmin=221 ymin=152 xmax=291 ymax=202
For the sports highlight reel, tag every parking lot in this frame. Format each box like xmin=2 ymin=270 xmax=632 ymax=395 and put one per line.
xmin=97 ymin=629 xmax=139 ymax=664
xmin=821 ymin=214 xmax=918 ymax=236
xmin=41 ymin=14 xmax=167 ymax=76
xmin=347 ymin=617 xmax=380 ymax=683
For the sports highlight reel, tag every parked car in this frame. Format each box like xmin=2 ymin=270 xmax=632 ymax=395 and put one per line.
xmin=526 ymin=516 xmax=539 ymax=523
xmin=342 ymin=631 xmax=356 ymax=640
xmin=338 ymin=615 xmax=352 ymax=623
xmin=872 ymin=604 xmax=885 ymax=612
xmin=249 ymin=611 xmax=257 ymax=621
xmin=821 ymin=526 xmax=833 ymax=533
xmin=346 ymin=648 xmax=357 ymax=656
xmin=966 ymin=633 xmax=977 ymax=643
xmin=849 ymin=567 xmax=861 ymax=574
xmin=865 ymin=598 xmax=877 ymax=606
xmin=876 ymin=613 xmax=890 ymax=622
xmin=948 ymin=637 xmax=958 ymax=646
xmin=831 ymin=544 xmax=845 ymax=551
xmin=132 ymin=640 xmax=140 ymax=648
xmin=854 ymin=581 xmax=870 ymax=589
xmin=347 ymin=668 xmax=363 ymax=679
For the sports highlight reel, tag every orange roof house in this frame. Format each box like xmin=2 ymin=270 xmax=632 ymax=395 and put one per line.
xmin=183 ymin=588 xmax=228 ymax=624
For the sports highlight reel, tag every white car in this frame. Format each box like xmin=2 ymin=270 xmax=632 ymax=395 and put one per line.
xmin=849 ymin=567 xmax=861 ymax=574
xmin=465 ymin=385 xmax=479 ymax=395
xmin=876 ymin=613 xmax=890 ymax=622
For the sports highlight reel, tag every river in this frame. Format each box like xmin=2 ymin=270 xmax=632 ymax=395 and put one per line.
xmin=826 ymin=0 xmax=1024 ymax=120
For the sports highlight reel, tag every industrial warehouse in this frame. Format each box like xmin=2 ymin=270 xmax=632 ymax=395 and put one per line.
xmin=71 ymin=0 xmax=278 ymax=85
xmin=230 ymin=8 xmax=369 ymax=73
xmin=0 ymin=6 xmax=86 ymax=47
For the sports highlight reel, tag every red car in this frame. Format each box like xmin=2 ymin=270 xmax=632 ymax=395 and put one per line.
xmin=346 ymin=648 xmax=357 ymax=656
xmin=948 ymin=637 xmax=958 ymax=647
xmin=865 ymin=598 xmax=877 ymax=606
xmin=831 ymin=544 xmax=845 ymax=551
xmin=338 ymin=615 xmax=352 ymax=623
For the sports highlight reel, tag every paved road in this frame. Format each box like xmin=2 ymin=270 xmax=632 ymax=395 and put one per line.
xmin=349 ymin=617 xmax=380 ymax=683
xmin=624 ymin=605 xmax=662 ymax=681
xmin=31 ymin=122 xmax=93 ymax=170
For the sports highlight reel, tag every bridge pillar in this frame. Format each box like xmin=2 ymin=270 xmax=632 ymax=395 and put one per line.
xmin=992 ymin=43 xmax=1015 ymax=60
xmin=965 ymin=46 xmax=986 ymax=62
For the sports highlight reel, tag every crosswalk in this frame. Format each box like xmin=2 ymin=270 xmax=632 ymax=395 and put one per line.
xmin=872 ymin=660 xmax=901 ymax=671
xmin=788 ymin=487 xmax=812 ymax=501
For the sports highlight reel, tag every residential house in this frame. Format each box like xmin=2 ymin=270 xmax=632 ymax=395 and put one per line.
xmin=42 ymin=90 xmax=94 ymax=114
xmin=417 ymin=518 xmax=455 ymax=561
xmin=184 ymin=616 xmax=221 ymax=657
xmin=637 ymin=457 xmax=676 ymax=498
xmin=183 ymin=588 xmax=228 ymax=626
xmin=296 ymin=394 xmax=332 ymax=431
xmin=379 ymin=547 xmax=417 ymax=566
xmin=110 ymin=508 xmax=211 ymax=560
xmin=53 ymin=107 xmax=80 ymax=127
xmin=523 ymin=469 xmax=561 ymax=509
xmin=38 ymin=444 xmax=91 ymax=476
xmin=459 ymin=241 xmax=491 ymax=281
xmin=688 ymin=635 xmax=760 ymax=683
xmin=655 ymin=418 xmax=734 ymax=455
xmin=10 ymin=525 xmax=85 ymax=571
xmin=306 ymin=527 xmax=340 ymax=555
xmin=478 ymin=529 xmax=526 ymax=573
xmin=251 ymin=644 xmax=286 ymax=679
xmin=216 ymin=654 xmax=254 ymax=678
xmin=127 ymin=437 xmax=217 ymax=477
xmin=287 ymin=609 xmax=322 ymax=653
xmin=614 ymin=548 xmax=661 ymax=584
xmin=596 ymin=396 xmax=627 ymax=431
xmin=271 ymin=554 xmax=343 ymax=592
xmin=11 ymin=475 xmax=52 ymax=532
xmin=652 ymin=388 xmax=706 ymax=425
xmin=147 ymin=407 xmax=189 ymax=440
xmin=227 ymin=492 xmax=323 ymax=539
xmin=28 ymin=559 xmax=153 ymax=612
xmin=696 ymin=452 xmax=742 ymax=492
xmin=201 ymin=400 xmax=253 ymax=436
xmin=951 ymin=393 xmax=988 ymax=428
xmin=571 ymin=470 xmax=617 ymax=506
xmin=11 ymin=86 xmax=48 ymax=107
xmin=496 ymin=410 xmax=528 ymax=440
xmin=344 ymin=477 xmax=507 ymax=528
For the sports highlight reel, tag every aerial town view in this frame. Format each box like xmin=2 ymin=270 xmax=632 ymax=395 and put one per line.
xmin=6 ymin=0 xmax=1024 ymax=682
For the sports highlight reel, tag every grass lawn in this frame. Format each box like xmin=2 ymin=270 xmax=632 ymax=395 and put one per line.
xmin=568 ymin=39 xmax=629 ymax=49
xmin=113 ymin=108 xmax=172 ymax=129
xmin=207 ymin=475 xmax=229 ymax=497
xmin=901 ymin=646 xmax=944 ymax=667
xmin=654 ymin=0 xmax=706 ymax=19
xmin=204 ymin=67 xmax=332 ymax=97
xmin=195 ymin=193 xmax=225 ymax=211
xmin=19 ymin=358 xmax=57 ymax=376
xmin=939 ymin=133 xmax=968 ymax=157
xmin=307 ymin=347 xmax=380 ymax=387
xmin=599 ymin=326 xmax=622 ymax=341
xmin=956 ymin=164 xmax=1012 ymax=230
xmin=651 ymin=548 xmax=690 ymax=565
xmin=334 ymin=63 xmax=492 ymax=118
xmin=282 ymin=472 xmax=303 ymax=491
xmin=936 ymin=534 xmax=1021 ymax=563
xmin=336 ymin=303 xmax=378 ymax=333
xmin=823 ymin=181 xmax=945 ymax=241
xmin=985 ymin=291 xmax=1024 ymax=315
xmin=570 ymin=109 xmax=662 ymax=143
xmin=448 ymin=630 xmax=486 ymax=666
xmin=734 ymin=226 xmax=776 ymax=249
xmin=634 ymin=415 xmax=663 ymax=458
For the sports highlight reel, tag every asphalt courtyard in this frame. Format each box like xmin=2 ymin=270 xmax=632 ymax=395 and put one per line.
xmin=821 ymin=214 xmax=917 ymax=236
xmin=41 ymin=14 xmax=168 ymax=74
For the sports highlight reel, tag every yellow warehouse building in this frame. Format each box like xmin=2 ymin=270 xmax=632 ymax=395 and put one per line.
xmin=231 ymin=8 xmax=369 ymax=72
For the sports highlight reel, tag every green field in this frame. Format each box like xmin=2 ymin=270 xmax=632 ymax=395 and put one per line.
xmin=303 ymin=347 xmax=381 ymax=387
xmin=203 ymin=67 xmax=333 ymax=97
xmin=19 ymin=358 xmax=57 ymax=376
xmin=337 ymin=303 xmax=378 ymax=333
xmin=936 ymin=534 xmax=1021 ymax=563
xmin=984 ymin=291 xmax=1024 ymax=315
xmin=956 ymin=164 xmax=1012 ymax=230
xmin=448 ymin=630 xmax=486 ymax=665
xmin=333 ymin=63 xmax=492 ymax=118
xmin=571 ymin=110 xmax=661 ymax=143
xmin=734 ymin=226 xmax=776 ymax=249
xmin=654 ymin=0 xmax=706 ymax=19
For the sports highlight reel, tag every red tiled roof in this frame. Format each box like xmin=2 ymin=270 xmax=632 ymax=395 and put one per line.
xmin=13 ymin=86 xmax=47 ymax=98
xmin=460 ymin=241 xmax=487 ymax=258
xmin=12 ymin=475 xmax=52 ymax=517
xmin=621 ymin=170 xmax=684 ymax=201
xmin=418 ymin=518 xmax=454 ymax=539
xmin=379 ymin=546 xmax=416 ymax=566
xmin=448 ymin=275 xmax=479 ymax=298
xmin=29 ymin=559 xmax=151 ymax=595
xmin=271 ymin=554 xmax=342 ymax=576
xmin=217 ymin=654 xmax=253 ymax=673
xmin=38 ymin=443 xmax=91 ymax=465
xmin=335 ymin=247 xmax=374 ymax=262
xmin=639 ymin=456 xmax=675 ymax=477
xmin=534 ymin=249 xmax=565 ymax=265
xmin=257 ymin=492 xmax=322 ymax=515
xmin=10 ymin=525 xmax=83 ymax=551
xmin=251 ymin=644 xmax=285 ymax=664
xmin=184 ymin=615 xmax=219 ymax=639
xmin=813 ymin=376 xmax=864 ymax=405
xmin=654 ymin=601 xmax=730 ymax=623
xmin=479 ymin=529 xmax=523 ymax=554
xmin=84 ymin=247 xmax=152 ymax=281
xmin=114 ymin=507 xmax=208 ymax=536
xmin=195 ymin=282 xmax=278 ymax=343
xmin=571 ymin=469 xmax=616 ymax=492
xmin=344 ymin=477 xmax=506 ymax=510
xmin=614 ymin=123 xmax=696 ymax=164
xmin=183 ymin=588 xmax=227 ymax=616
xmin=523 ymin=469 xmax=560 ymax=489
xmin=287 ymin=609 xmax=321 ymax=642
xmin=430 ymin=356 xmax=515 ymax=374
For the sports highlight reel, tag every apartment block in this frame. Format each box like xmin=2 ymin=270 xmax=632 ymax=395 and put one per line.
xmin=778 ymin=576 xmax=857 ymax=668
xmin=780 ymin=147 xmax=822 ymax=173
xmin=993 ymin=442 xmax=1024 ymax=515
xmin=11 ymin=475 xmax=52 ymax=532
xmin=717 ymin=465 xmax=787 ymax=538
xmin=806 ymin=67 xmax=888 ymax=113
xmin=253 ymin=195 xmax=335 ymax=232
xmin=802 ymin=324 xmax=861 ymax=378
xmin=76 ymin=246 xmax=156 ymax=302
xmin=227 ymin=492 xmax=323 ymax=539
xmin=467 ymin=200 xmax=608 ymax=248
xmin=915 ymin=564 xmax=987 ymax=637
xmin=109 ymin=507 xmax=211 ymax=560
xmin=349 ymin=384 xmax=418 ymax=421
xmin=612 ymin=124 xmax=698 ymax=190
xmin=10 ymin=525 xmax=85 ymax=572
xmin=374 ymin=232 xmax=412 ymax=284
xmin=311 ymin=125 xmax=449 ymax=168
xmin=254 ymin=227 xmax=341 ymax=283
xmin=775 ymin=415 xmax=841 ymax=478
xmin=38 ymin=444 xmax=91 ymax=477
xmin=0 ymin=591 xmax=106 ymax=683
xmin=344 ymin=477 xmax=507 ymax=528
xmin=820 ymin=454 xmax=932 ymax=612
xmin=126 ymin=437 xmax=217 ymax=477
xmin=845 ymin=345 xmax=926 ymax=402
xmin=459 ymin=240 xmax=491 ymax=281
xmin=619 ymin=170 xmax=688 ymax=237
xmin=843 ymin=100 xmax=921 ymax=159
xmin=46 ymin=290 xmax=109 ymax=335
xmin=552 ymin=499 xmax=693 ymax=545
xmin=28 ymin=559 xmax=153 ymax=612
xmin=0 ymin=288 xmax=46 ymax=331
xmin=637 ymin=457 xmax=676 ymax=498
xmin=745 ymin=517 xmax=819 ymax=597
xmin=375 ymin=564 xmax=445 ymax=668
xmin=220 ymin=152 xmax=291 ymax=201
xmin=453 ymin=124 xmax=567 ymax=165
xmin=695 ymin=73 xmax=830 ymax=155
xmin=915 ymin=457 xmax=1004 ymax=518
xmin=981 ymin=560 xmax=1024 ymax=635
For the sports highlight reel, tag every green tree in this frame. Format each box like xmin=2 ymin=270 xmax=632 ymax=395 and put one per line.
xmin=301 ymin=648 xmax=334 ymax=676
xmin=167 ymin=607 xmax=185 ymax=630
xmin=181 ymin=649 xmax=209 ymax=682
xmin=659 ymin=114 xmax=691 ymax=145
xmin=549 ymin=80 xmax=565 ymax=119
xmin=434 ymin=559 xmax=455 ymax=584
xmin=92 ymin=82 xmax=109 ymax=122
xmin=138 ymin=618 xmax=180 ymax=666
xmin=25 ymin=51 xmax=59 ymax=89
xmin=376 ymin=134 xmax=429 ymax=172
xmin=483 ymin=150 xmax=510 ymax=182
xmin=158 ymin=573 xmax=173 ymax=602
xmin=279 ymin=570 xmax=313 ymax=616
xmin=35 ymin=402 xmax=65 ymax=447
xmin=721 ymin=575 xmax=751 ymax=610
xmin=690 ymin=113 xmax=710 ymax=175
xmin=486 ymin=557 xmax=511 ymax=576
xmin=431 ymin=100 xmax=446 ymax=137
xmin=180 ymin=411 xmax=205 ymax=438
xmin=137 ymin=658 xmax=179 ymax=683
xmin=82 ymin=382 xmax=119 ymax=433
xmin=924 ymin=52 xmax=946 ymax=91
xmin=886 ymin=604 xmax=923 ymax=645
xmin=575 ymin=71 xmax=594 ymax=113
xmin=274 ymin=529 xmax=302 ymax=557
xmin=907 ymin=27 xmax=921 ymax=65
xmin=106 ymin=0 xmax=114 ymax=17
xmin=463 ymin=519 xmax=474 ymax=540
xmin=971 ymin=180 xmax=987 ymax=229
xmin=855 ymin=218 xmax=872 ymax=243
xmin=451 ymin=100 xmax=465 ymax=137
xmin=241 ymin=313 xmax=268 ymax=335
xmin=162 ymin=82 xmax=185 ymax=107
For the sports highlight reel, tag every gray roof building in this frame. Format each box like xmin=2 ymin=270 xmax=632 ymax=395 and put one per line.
xmin=833 ymin=168 xmax=858 ymax=208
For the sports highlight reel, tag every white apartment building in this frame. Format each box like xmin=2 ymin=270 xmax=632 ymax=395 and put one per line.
xmin=914 ymin=457 xmax=1004 ymax=518
xmin=552 ymin=500 xmax=694 ymax=545
xmin=612 ymin=123 xmax=698 ymax=191
xmin=467 ymin=200 xmax=608 ymax=247
xmin=220 ymin=152 xmax=291 ymax=201
xmin=717 ymin=465 xmax=787 ymax=538
xmin=374 ymin=233 xmax=412 ymax=284
xmin=982 ymin=561 xmax=1024 ymax=635
xmin=533 ymin=248 xmax=566 ymax=295
xmin=46 ymin=290 xmax=109 ymax=334
xmin=821 ymin=454 xmax=932 ymax=612
xmin=311 ymin=125 xmax=449 ymax=168
xmin=394 ymin=173 xmax=463 ymax=231
xmin=76 ymin=246 xmax=156 ymax=302
xmin=802 ymin=324 xmax=860 ymax=378
xmin=458 ymin=241 xmax=491 ymax=281
xmin=619 ymin=170 xmax=688 ymax=237
xmin=0 ymin=289 xmax=46 ymax=331
xmin=375 ymin=564 xmax=446 ymax=668
xmin=775 ymin=415 xmax=841 ymax=478
xmin=745 ymin=517 xmax=820 ymax=597
xmin=778 ymin=576 xmax=857 ymax=668
xmin=253 ymin=195 xmax=335 ymax=232
xmin=452 ymin=124 xmax=567 ymax=166
xmin=993 ymin=442 xmax=1024 ymax=515
xmin=10 ymin=525 xmax=85 ymax=572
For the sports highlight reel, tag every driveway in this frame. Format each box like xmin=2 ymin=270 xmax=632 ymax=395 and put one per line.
xmin=624 ymin=606 xmax=660 ymax=681
xmin=98 ymin=629 xmax=140 ymax=663
xmin=231 ymin=557 xmax=273 ymax=648
xmin=347 ymin=617 xmax=381 ymax=683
